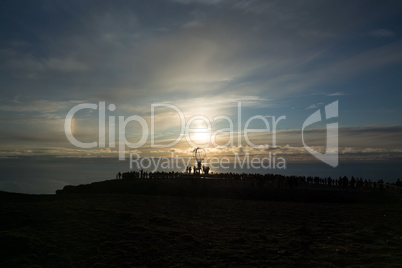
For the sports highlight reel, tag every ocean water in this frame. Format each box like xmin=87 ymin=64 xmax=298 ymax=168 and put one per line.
xmin=0 ymin=157 xmax=401 ymax=194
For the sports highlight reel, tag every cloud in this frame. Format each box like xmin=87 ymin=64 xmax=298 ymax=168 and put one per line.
xmin=0 ymin=0 xmax=401 ymax=164
xmin=1 ymin=49 xmax=89 ymax=75
xmin=232 ymin=0 xmax=273 ymax=14
xmin=0 ymin=131 xmax=66 ymax=143
xmin=171 ymin=0 xmax=226 ymax=5
xmin=369 ymin=29 xmax=396 ymax=38
xmin=1 ymin=123 xmax=402 ymax=163
xmin=327 ymin=91 xmax=348 ymax=96
xmin=44 ymin=57 xmax=89 ymax=72
xmin=1 ymin=0 xmax=399 ymax=105
xmin=306 ymin=103 xmax=323 ymax=110
xmin=270 ymin=39 xmax=402 ymax=97
xmin=0 ymin=99 xmax=81 ymax=113
xmin=0 ymin=146 xmax=122 ymax=159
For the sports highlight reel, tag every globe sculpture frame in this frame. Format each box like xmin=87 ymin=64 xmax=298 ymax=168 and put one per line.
xmin=193 ymin=147 xmax=206 ymax=175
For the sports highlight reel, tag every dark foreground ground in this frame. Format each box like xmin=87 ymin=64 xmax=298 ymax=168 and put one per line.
xmin=1 ymin=191 xmax=401 ymax=267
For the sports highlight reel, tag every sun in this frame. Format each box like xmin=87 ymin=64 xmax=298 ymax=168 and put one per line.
xmin=191 ymin=128 xmax=211 ymax=145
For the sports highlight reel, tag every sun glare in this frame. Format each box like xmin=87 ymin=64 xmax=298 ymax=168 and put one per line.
xmin=191 ymin=128 xmax=211 ymax=145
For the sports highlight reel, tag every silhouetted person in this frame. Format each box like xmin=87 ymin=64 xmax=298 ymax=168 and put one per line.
xmin=202 ymin=165 xmax=210 ymax=175
xmin=378 ymin=179 xmax=384 ymax=191
xmin=118 ymin=172 xmax=122 ymax=179
xmin=341 ymin=176 xmax=348 ymax=190
xmin=350 ymin=177 xmax=356 ymax=188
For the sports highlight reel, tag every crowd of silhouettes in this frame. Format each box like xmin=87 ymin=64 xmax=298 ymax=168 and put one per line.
xmin=115 ymin=169 xmax=400 ymax=192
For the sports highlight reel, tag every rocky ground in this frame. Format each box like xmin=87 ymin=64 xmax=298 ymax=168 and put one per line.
xmin=1 ymin=191 xmax=401 ymax=267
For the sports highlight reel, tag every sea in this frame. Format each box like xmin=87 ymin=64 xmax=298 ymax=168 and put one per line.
xmin=0 ymin=157 xmax=401 ymax=194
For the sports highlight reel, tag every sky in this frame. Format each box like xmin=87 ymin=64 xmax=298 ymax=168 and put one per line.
xmin=1 ymin=0 xmax=402 ymax=166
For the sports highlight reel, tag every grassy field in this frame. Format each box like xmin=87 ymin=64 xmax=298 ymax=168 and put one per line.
xmin=1 ymin=191 xmax=402 ymax=267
